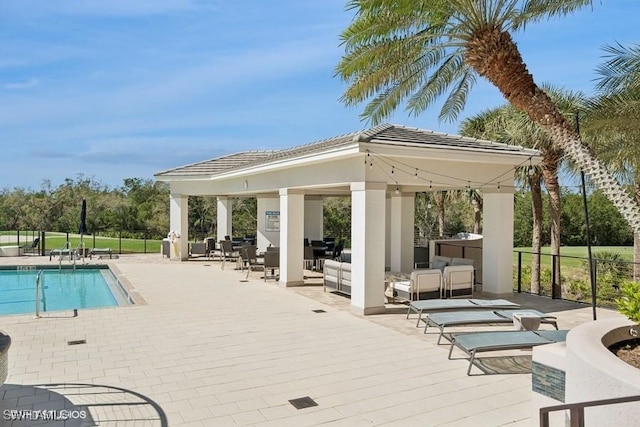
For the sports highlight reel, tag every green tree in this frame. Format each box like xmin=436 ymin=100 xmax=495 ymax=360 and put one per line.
xmin=415 ymin=192 xmax=437 ymax=240
xmin=588 ymin=191 xmax=632 ymax=246
xmin=232 ymin=198 xmax=257 ymax=238
xmin=188 ymin=196 xmax=217 ymax=241
xmin=121 ymin=178 xmax=170 ymax=237
xmin=560 ymin=191 xmax=586 ymax=246
xmin=513 ymin=191 xmax=532 ymax=247
xmin=0 ymin=188 xmax=29 ymax=230
xmin=324 ymin=197 xmax=351 ymax=246
xmin=336 ymin=0 xmax=640 ymax=234
xmin=585 ymin=43 xmax=640 ymax=277
xmin=460 ymin=87 xmax=585 ymax=294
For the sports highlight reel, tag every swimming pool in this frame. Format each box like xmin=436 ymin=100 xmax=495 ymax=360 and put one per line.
xmin=0 ymin=266 xmax=132 ymax=316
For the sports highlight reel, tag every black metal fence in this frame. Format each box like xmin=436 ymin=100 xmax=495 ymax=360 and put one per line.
xmin=0 ymin=229 xmax=164 ymax=256
xmin=514 ymin=250 xmax=638 ymax=308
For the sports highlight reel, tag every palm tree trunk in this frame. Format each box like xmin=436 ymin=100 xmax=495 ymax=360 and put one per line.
xmin=541 ymin=148 xmax=563 ymax=294
xmin=466 ymin=29 xmax=640 ymax=234
xmin=435 ymin=192 xmax=446 ymax=237
xmin=473 ymin=199 xmax=482 ymax=234
xmin=530 ymin=173 xmax=543 ymax=294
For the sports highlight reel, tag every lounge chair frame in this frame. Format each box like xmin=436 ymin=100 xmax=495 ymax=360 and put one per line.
xmin=90 ymin=248 xmax=112 ymax=259
xmin=448 ymin=329 xmax=569 ymax=375
xmin=424 ymin=309 xmax=558 ymax=343
xmin=406 ymin=299 xmax=521 ymax=328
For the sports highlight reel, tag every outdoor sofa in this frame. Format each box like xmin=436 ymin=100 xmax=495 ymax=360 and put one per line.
xmin=323 ymin=259 xmax=351 ymax=295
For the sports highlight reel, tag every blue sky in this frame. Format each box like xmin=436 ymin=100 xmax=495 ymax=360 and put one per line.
xmin=0 ymin=0 xmax=638 ymax=190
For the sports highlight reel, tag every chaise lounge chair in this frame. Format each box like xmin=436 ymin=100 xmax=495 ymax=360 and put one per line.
xmin=89 ymin=248 xmax=112 ymax=259
xmin=448 ymin=329 xmax=569 ymax=375
xmin=423 ymin=309 xmax=558 ymax=343
xmin=21 ymin=238 xmax=40 ymax=255
xmin=407 ymin=298 xmax=521 ymax=328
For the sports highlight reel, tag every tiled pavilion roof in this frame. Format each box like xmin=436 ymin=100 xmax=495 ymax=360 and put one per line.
xmin=155 ymin=124 xmax=537 ymax=178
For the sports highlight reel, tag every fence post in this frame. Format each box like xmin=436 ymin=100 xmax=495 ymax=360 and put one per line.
xmin=591 ymin=259 xmax=598 ymax=320
xmin=144 ymin=230 xmax=148 ymax=254
xmin=118 ymin=231 xmax=122 ymax=255
xmin=551 ymin=254 xmax=558 ymax=299
xmin=517 ymin=251 xmax=522 ymax=293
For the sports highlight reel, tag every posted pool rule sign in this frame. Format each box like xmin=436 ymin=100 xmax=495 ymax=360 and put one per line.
xmin=265 ymin=211 xmax=280 ymax=232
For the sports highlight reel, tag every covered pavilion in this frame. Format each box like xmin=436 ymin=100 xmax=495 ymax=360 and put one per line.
xmin=155 ymin=123 xmax=540 ymax=315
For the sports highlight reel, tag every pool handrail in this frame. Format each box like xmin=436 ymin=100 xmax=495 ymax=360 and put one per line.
xmin=57 ymin=241 xmax=75 ymax=271
xmin=34 ymin=270 xmax=43 ymax=319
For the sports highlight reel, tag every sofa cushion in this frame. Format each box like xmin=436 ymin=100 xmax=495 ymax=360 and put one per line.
xmin=431 ymin=259 xmax=448 ymax=272
xmin=392 ymin=281 xmax=411 ymax=293
xmin=451 ymin=257 xmax=475 ymax=267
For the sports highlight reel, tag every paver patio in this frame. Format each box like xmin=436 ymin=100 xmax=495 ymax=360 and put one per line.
xmin=0 ymin=254 xmax=625 ymax=426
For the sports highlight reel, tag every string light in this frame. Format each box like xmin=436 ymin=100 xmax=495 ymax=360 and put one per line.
xmin=364 ymin=148 xmax=541 ymax=196
xmin=395 ymin=184 xmax=400 ymax=195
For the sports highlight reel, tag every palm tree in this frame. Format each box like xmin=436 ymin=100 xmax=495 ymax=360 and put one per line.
xmin=461 ymin=86 xmax=585 ymax=294
xmin=469 ymin=189 xmax=483 ymax=234
xmin=584 ymin=43 xmax=640 ymax=278
xmin=336 ymin=0 xmax=640 ymax=234
xmin=461 ymin=106 xmax=546 ymax=292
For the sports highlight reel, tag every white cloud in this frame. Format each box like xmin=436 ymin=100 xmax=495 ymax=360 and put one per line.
xmin=4 ymin=78 xmax=39 ymax=90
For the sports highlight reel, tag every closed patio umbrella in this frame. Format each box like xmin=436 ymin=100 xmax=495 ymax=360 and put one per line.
xmin=79 ymin=199 xmax=88 ymax=235
xmin=79 ymin=199 xmax=88 ymax=259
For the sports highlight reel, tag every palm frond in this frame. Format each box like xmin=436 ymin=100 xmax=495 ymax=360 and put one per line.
xmin=436 ymin=68 xmax=476 ymax=123
xmin=595 ymin=43 xmax=640 ymax=93
xmin=515 ymin=0 xmax=593 ymax=29
xmin=405 ymin=52 xmax=467 ymax=116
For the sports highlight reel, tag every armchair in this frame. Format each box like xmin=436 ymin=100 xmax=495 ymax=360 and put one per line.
xmin=442 ymin=265 xmax=474 ymax=298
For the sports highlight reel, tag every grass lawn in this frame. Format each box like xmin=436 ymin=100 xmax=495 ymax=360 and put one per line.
xmin=514 ymin=246 xmax=633 ymax=268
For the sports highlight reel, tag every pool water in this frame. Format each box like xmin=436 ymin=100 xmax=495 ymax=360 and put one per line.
xmin=0 ymin=268 xmax=124 ymax=315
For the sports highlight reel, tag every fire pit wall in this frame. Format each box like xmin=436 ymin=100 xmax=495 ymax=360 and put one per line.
xmin=532 ymin=318 xmax=640 ymax=426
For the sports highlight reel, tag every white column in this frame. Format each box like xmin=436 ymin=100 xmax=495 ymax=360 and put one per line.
xmin=385 ymin=196 xmax=391 ymax=270
xmin=390 ymin=191 xmax=415 ymax=273
xmin=304 ymin=196 xmax=324 ymax=241
xmin=351 ymin=182 xmax=387 ymax=315
xmin=216 ymin=197 xmax=233 ymax=241
xmin=169 ymin=193 xmax=189 ymax=261
xmin=257 ymin=194 xmax=280 ymax=253
xmin=482 ymin=190 xmax=514 ymax=295
xmin=279 ymin=189 xmax=305 ymax=287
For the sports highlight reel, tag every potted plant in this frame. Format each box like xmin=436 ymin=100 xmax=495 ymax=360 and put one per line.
xmin=612 ymin=281 xmax=640 ymax=369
